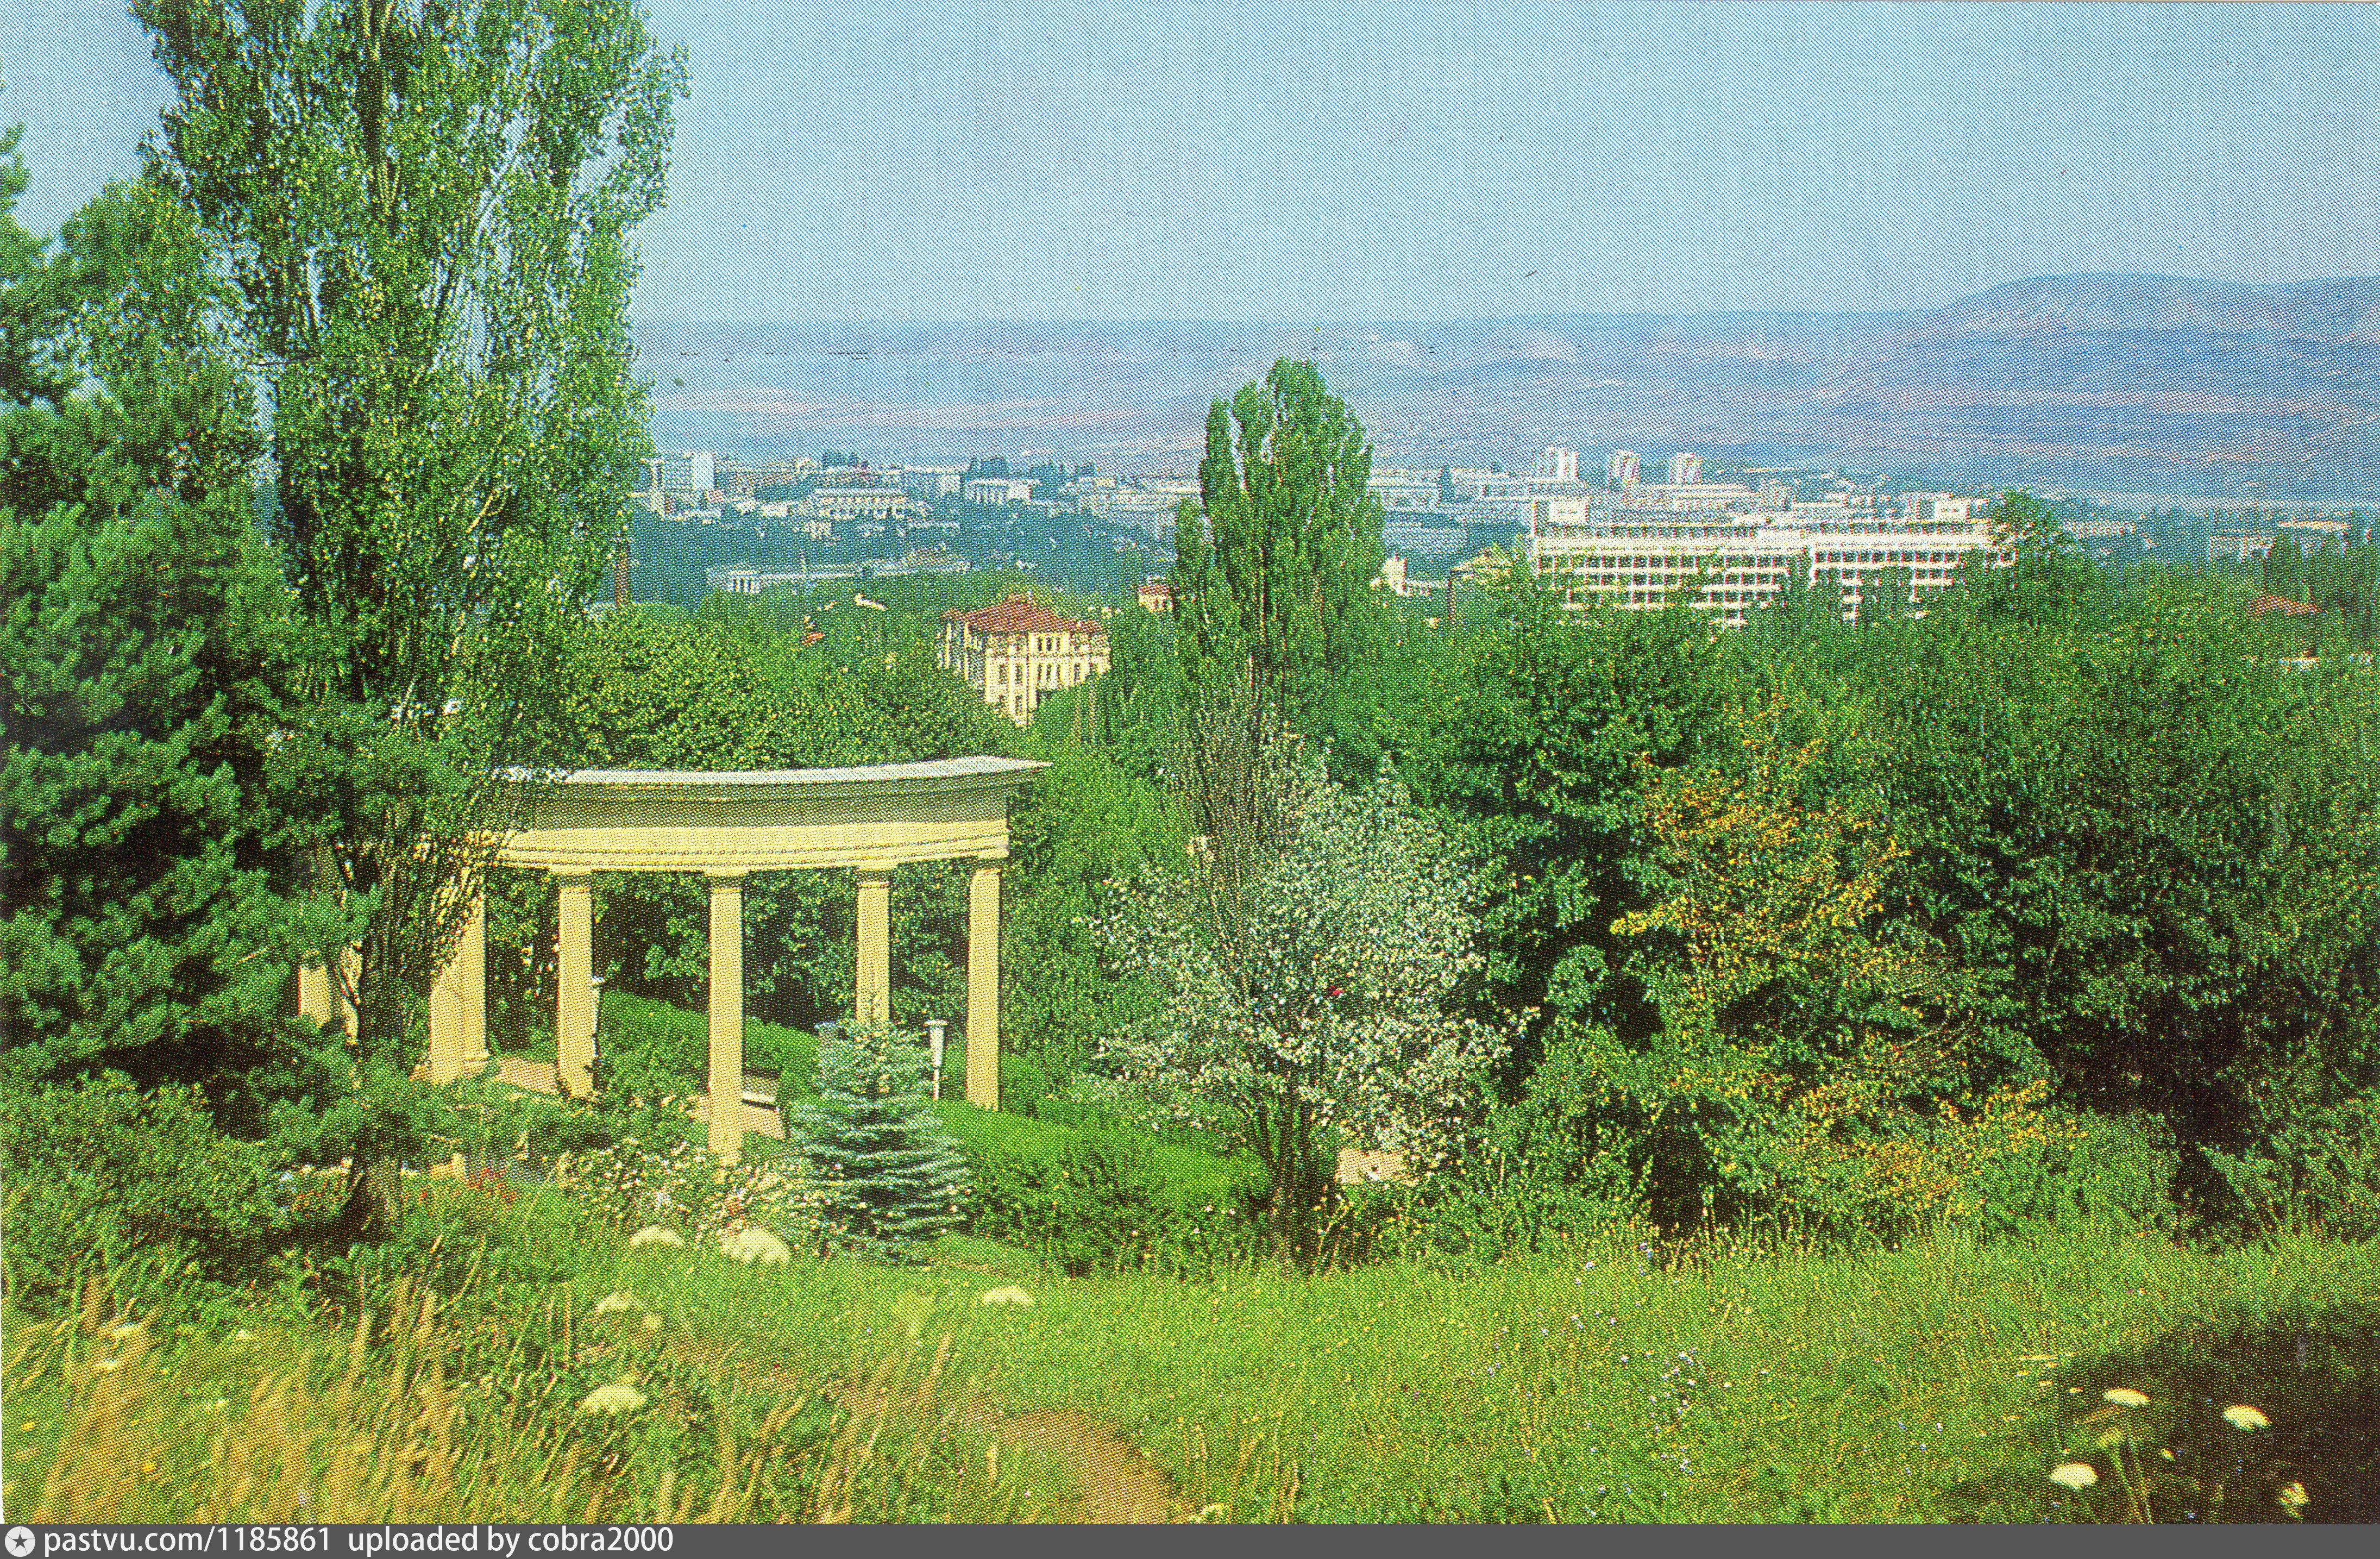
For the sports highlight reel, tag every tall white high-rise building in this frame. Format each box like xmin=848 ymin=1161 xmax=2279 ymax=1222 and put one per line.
xmin=1605 ymin=450 xmax=1641 ymax=491
xmin=1535 ymin=445 xmax=1579 ymax=482
xmin=1524 ymin=491 xmax=2005 ymax=631
xmin=657 ymin=450 xmax=716 ymax=493
xmin=1667 ymin=452 xmax=1703 ymax=485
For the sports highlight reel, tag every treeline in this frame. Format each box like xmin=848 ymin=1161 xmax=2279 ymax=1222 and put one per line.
xmin=8 ymin=45 xmax=2378 ymax=1282
xmin=1012 ymin=486 xmax=2380 ymax=1248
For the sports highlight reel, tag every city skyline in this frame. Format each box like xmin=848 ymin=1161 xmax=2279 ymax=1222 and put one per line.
xmin=4 ymin=2 xmax=2375 ymax=326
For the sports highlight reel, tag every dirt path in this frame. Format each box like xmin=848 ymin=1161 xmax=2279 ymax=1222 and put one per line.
xmin=993 ymin=1408 xmax=1177 ymax=1523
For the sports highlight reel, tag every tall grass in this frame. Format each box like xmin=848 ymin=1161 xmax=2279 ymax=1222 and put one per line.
xmin=9 ymin=1186 xmax=2371 ymax=1522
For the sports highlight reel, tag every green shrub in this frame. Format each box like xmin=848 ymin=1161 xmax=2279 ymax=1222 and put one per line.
xmin=600 ymin=991 xmax=821 ymax=1093
xmin=1961 ymin=1107 xmax=2185 ymax=1239
xmin=2200 ymin=1092 xmax=2380 ymax=1240
xmin=0 ymin=1073 xmax=286 ymax=1307
xmin=1387 ymin=1024 xmax=1651 ymax=1261
xmin=315 ymin=1168 xmax=583 ymax=1305
xmin=955 ymin=1107 xmax=1264 ymax=1276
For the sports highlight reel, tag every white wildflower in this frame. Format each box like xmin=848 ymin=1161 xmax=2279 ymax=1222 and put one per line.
xmin=2047 ymin=1462 xmax=2098 ymax=1490
xmin=718 ymin=1228 xmax=792 ymax=1266
xmin=577 ymin=1382 xmax=648 ymax=1414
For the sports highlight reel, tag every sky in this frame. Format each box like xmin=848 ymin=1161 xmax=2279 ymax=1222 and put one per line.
xmin=3 ymin=1 xmax=2376 ymax=324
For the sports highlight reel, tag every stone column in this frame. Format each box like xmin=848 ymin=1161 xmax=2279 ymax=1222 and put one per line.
xmin=427 ymin=887 xmax=480 ymax=1084
xmin=428 ymin=951 xmax=466 ymax=1084
xmin=460 ymin=891 xmax=488 ymax=1069
xmin=297 ymin=961 xmax=334 ymax=1029
xmin=555 ymin=872 xmax=595 ymax=1098
xmin=707 ymin=872 xmax=746 ymax=1163
xmin=966 ymin=859 xmax=1001 ymax=1110
xmin=854 ymin=868 xmax=892 ymax=1027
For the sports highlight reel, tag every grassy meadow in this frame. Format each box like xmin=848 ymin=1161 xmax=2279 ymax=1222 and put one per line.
xmin=7 ymin=1180 xmax=2372 ymax=1523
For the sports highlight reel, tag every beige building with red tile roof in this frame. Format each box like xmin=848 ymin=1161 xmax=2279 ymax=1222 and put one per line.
xmin=939 ymin=593 xmax=1111 ymax=724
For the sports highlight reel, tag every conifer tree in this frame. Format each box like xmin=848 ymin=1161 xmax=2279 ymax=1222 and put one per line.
xmin=0 ymin=136 xmax=311 ymax=1123
xmin=787 ymin=1023 xmax=970 ymax=1263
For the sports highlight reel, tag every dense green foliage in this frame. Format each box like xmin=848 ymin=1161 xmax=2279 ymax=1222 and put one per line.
xmin=0 ymin=1073 xmax=287 ymax=1304
xmin=1380 ymin=535 xmax=2380 ymax=1244
xmin=123 ymin=0 xmax=687 ymax=1234
xmin=1172 ymin=359 xmax=1386 ymax=725
xmin=0 ymin=150 xmax=319 ymax=1122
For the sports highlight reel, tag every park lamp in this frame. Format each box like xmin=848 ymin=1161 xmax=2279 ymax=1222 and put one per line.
xmin=924 ymin=1018 xmax=947 ymax=1101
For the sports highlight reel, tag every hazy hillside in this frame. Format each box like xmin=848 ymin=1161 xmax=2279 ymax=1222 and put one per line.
xmin=641 ymin=273 xmax=2379 ymax=498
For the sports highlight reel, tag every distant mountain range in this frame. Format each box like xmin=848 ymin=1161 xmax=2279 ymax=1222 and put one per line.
xmin=639 ymin=273 xmax=2380 ymax=499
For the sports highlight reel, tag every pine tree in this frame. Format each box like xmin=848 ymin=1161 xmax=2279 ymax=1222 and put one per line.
xmin=787 ymin=1023 xmax=970 ymax=1263
xmin=0 ymin=155 xmax=314 ymax=1125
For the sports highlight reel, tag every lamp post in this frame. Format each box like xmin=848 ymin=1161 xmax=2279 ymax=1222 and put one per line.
xmin=588 ymin=974 xmax=605 ymax=1082
xmin=924 ymin=1018 xmax=947 ymax=1101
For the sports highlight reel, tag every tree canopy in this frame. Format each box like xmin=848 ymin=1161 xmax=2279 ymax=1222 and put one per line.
xmin=127 ymin=0 xmax=688 ymax=1232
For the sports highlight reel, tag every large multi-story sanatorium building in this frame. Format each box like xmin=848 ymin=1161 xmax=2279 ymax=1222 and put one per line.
xmin=939 ymin=593 xmax=1112 ymax=724
xmin=1526 ymin=489 xmax=2006 ymax=628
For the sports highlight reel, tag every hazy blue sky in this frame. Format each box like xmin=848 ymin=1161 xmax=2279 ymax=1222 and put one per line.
xmin=5 ymin=2 xmax=2375 ymax=323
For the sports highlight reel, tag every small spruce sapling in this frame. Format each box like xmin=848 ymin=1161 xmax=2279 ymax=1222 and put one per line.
xmin=787 ymin=1023 xmax=970 ymax=1263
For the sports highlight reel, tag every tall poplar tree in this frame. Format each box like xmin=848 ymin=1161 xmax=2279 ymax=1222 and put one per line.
xmin=1171 ymin=358 xmax=1385 ymax=724
xmin=129 ymin=0 xmax=687 ymax=1233
xmin=1168 ymin=359 xmax=1386 ymax=904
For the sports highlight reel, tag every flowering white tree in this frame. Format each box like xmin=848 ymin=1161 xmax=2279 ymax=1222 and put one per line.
xmin=1088 ymin=757 xmax=1510 ymax=1267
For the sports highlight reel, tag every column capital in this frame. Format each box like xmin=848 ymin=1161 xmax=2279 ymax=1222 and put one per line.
xmin=972 ymin=849 xmax=1008 ymax=866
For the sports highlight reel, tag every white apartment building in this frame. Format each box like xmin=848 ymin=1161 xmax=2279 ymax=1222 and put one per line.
xmin=938 ymin=594 xmax=1111 ymax=724
xmin=1367 ymin=469 xmax=1439 ymax=510
xmin=809 ymin=486 xmax=910 ymax=523
xmin=707 ymin=566 xmax=809 ymax=596
xmin=1666 ymin=452 xmax=1703 ymax=485
xmin=1527 ymin=493 xmax=2005 ymax=629
xmin=899 ymin=466 xmax=966 ymax=500
xmin=1536 ymin=446 xmax=1579 ymax=482
xmin=963 ymin=477 xmax=1036 ymax=505
xmin=1633 ymin=481 xmax=1761 ymax=511
xmin=657 ymin=450 xmax=715 ymax=494
xmin=1605 ymin=450 xmax=1641 ymax=491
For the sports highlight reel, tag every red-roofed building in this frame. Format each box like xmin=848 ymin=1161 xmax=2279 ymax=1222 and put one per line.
xmin=939 ymin=593 xmax=1111 ymax=724
xmin=2247 ymin=592 xmax=2318 ymax=618
xmin=1136 ymin=580 xmax=1174 ymax=613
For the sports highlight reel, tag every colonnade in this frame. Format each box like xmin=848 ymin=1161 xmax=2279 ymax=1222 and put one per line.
xmin=393 ymin=860 xmax=1003 ymax=1160
xmin=299 ymin=758 xmax=1049 ymax=1163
